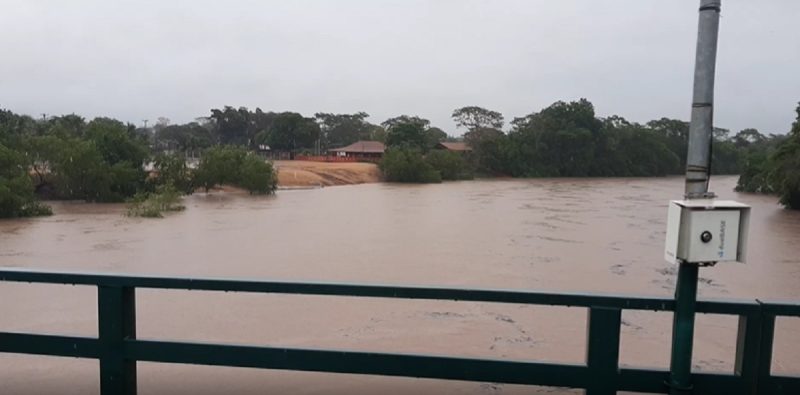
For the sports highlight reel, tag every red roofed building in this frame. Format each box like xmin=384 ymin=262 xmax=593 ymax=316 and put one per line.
xmin=434 ymin=142 xmax=472 ymax=152
xmin=328 ymin=140 xmax=386 ymax=160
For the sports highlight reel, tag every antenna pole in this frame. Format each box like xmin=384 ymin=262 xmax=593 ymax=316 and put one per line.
xmin=669 ymin=1 xmax=721 ymax=394
xmin=684 ymin=0 xmax=721 ymax=200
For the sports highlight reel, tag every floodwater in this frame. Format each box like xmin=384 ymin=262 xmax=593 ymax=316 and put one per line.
xmin=1 ymin=175 xmax=798 ymax=394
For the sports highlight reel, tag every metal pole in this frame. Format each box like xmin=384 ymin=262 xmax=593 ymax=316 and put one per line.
xmin=669 ymin=1 xmax=721 ymax=394
xmin=684 ymin=0 xmax=721 ymax=200
xmin=669 ymin=263 xmax=700 ymax=394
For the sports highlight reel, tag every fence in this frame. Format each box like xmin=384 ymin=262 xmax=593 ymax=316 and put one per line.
xmin=0 ymin=268 xmax=798 ymax=395
xmin=294 ymin=155 xmax=361 ymax=163
xmin=294 ymin=155 xmax=381 ymax=163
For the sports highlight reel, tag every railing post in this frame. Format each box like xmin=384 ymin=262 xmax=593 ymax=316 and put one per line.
xmin=98 ymin=286 xmax=137 ymax=395
xmin=734 ymin=308 xmax=776 ymax=395
xmin=734 ymin=312 xmax=760 ymax=393
xmin=757 ymin=314 xmax=776 ymax=395
xmin=586 ymin=307 xmax=622 ymax=395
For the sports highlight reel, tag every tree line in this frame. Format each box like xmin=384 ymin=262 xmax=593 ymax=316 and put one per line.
xmin=454 ymin=99 xmax=744 ymax=178
xmin=152 ymin=108 xmax=387 ymax=156
xmin=378 ymin=99 xmax=799 ymax=210
xmin=2 ymin=98 xmax=798 ymax=218
xmin=0 ymin=110 xmax=278 ymax=218
xmin=734 ymin=105 xmax=800 ymax=209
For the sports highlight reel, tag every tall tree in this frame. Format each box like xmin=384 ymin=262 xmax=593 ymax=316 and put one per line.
xmin=155 ymin=122 xmax=215 ymax=153
xmin=425 ymin=127 xmax=448 ymax=148
xmin=733 ymin=128 xmax=765 ymax=147
xmin=382 ymin=115 xmax=430 ymax=130
xmin=315 ymin=112 xmax=373 ymax=149
xmin=452 ymin=106 xmax=504 ymax=131
xmin=261 ymin=112 xmax=320 ymax=158
xmin=768 ymin=103 xmax=800 ymax=208
xmin=0 ymin=143 xmax=51 ymax=217
xmin=383 ymin=116 xmax=431 ymax=151
xmin=646 ymin=118 xmax=690 ymax=168
xmin=209 ymin=106 xmax=251 ymax=146
xmin=507 ymin=99 xmax=602 ymax=176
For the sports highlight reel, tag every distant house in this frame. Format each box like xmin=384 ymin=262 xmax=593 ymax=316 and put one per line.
xmin=328 ymin=140 xmax=385 ymax=160
xmin=434 ymin=142 xmax=472 ymax=152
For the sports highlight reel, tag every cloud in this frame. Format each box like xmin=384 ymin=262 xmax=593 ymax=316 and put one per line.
xmin=1 ymin=0 xmax=798 ymax=135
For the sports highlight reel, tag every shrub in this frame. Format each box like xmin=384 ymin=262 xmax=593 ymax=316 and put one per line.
xmin=380 ymin=148 xmax=441 ymax=183
xmin=152 ymin=153 xmax=194 ymax=194
xmin=768 ymin=135 xmax=800 ymax=209
xmin=195 ymin=146 xmax=278 ymax=194
xmin=19 ymin=201 xmax=53 ymax=217
xmin=126 ymin=184 xmax=185 ymax=218
xmin=424 ymin=150 xmax=473 ymax=180
xmin=0 ymin=143 xmax=52 ymax=218
xmin=238 ymin=154 xmax=278 ymax=195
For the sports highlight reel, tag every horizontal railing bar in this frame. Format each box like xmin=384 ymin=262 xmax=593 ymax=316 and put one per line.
xmin=697 ymin=298 xmax=761 ymax=315
xmin=759 ymin=299 xmax=800 ymax=317
xmin=0 ymin=268 xmax=686 ymax=311
xmin=0 ymin=332 xmax=99 ymax=359
xmin=1 ymin=332 xmax=794 ymax=393
xmin=2 ymin=268 xmax=780 ymax=315
xmin=768 ymin=375 xmax=800 ymax=394
xmin=691 ymin=372 xmax=746 ymax=395
xmin=126 ymin=339 xmax=588 ymax=388
xmin=619 ymin=367 xmax=743 ymax=395
xmin=618 ymin=367 xmax=669 ymax=393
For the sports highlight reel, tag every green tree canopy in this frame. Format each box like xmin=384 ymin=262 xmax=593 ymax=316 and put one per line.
xmin=736 ymin=103 xmax=800 ymax=209
xmin=379 ymin=148 xmax=441 ymax=183
xmin=425 ymin=150 xmax=473 ymax=180
xmin=383 ymin=116 xmax=430 ymax=151
xmin=382 ymin=115 xmax=446 ymax=151
xmin=0 ymin=143 xmax=51 ymax=218
xmin=733 ymin=128 xmax=766 ymax=147
xmin=209 ymin=106 xmax=251 ymax=146
xmin=194 ymin=145 xmax=277 ymax=194
xmin=767 ymin=104 xmax=800 ymax=208
xmin=381 ymin=115 xmax=430 ymax=131
xmin=452 ymin=106 xmax=504 ymax=131
xmin=425 ymin=127 xmax=448 ymax=148
xmin=260 ymin=112 xmax=320 ymax=156
xmin=151 ymin=153 xmax=194 ymax=194
xmin=155 ymin=122 xmax=215 ymax=152
xmin=315 ymin=112 xmax=374 ymax=149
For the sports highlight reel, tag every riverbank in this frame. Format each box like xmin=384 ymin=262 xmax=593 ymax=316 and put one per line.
xmin=274 ymin=160 xmax=381 ymax=188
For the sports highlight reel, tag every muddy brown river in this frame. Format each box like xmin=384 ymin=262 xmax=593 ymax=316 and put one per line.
xmin=1 ymin=175 xmax=798 ymax=394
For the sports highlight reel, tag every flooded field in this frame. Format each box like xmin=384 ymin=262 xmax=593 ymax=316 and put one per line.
xmin=1 ymin=175 xmax=798 ymax=394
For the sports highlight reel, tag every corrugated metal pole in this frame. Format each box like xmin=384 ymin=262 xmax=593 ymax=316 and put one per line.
xmin=684 ymin=0 xmax=721 ymax=200
xmin=669 ymin=1 xmax=721 ymax=394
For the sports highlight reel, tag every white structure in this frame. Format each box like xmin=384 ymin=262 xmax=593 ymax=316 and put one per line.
xmin=664 ymin=199 xmax=750 ymax=264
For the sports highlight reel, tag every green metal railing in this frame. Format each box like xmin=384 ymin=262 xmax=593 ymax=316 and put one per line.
xmin=0 ymin=268 xmax=798 ymax=394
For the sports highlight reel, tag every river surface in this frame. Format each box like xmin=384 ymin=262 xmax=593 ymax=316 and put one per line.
xmin=1 ymin=175 xmax=799 ymax=394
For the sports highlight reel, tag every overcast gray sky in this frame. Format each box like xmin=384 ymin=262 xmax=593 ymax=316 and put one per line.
xmin=1 ymin=0 xmax=798 ymax=135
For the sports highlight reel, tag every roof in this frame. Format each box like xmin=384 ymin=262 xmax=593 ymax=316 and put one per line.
xmin=329 ymin=140 xmax=386 ymax=153
xmin=436 ymin=142 xmax=472 ymax=151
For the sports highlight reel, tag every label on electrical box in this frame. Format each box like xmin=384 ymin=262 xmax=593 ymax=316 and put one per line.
xmin=686 ymin=210 xmax=740 ymax=263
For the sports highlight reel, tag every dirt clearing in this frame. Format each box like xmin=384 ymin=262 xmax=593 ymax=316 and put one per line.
xmin=274 ymin=160 xmax=381 ymax=188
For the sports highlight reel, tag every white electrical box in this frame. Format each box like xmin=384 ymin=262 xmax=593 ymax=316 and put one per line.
xmin=664 ymin=199 xmax=750 ymax=264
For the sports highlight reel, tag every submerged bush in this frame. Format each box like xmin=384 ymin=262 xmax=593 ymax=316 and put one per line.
xmin=0 ymin=143 xmax=52 ymax=218
xmin=424 ymin=150 xmax=473 ymax=180
xmin=194 ymin=146 xmax=277 ymax=194
xmin=126 ymin=184 xmax=185 ymax=218
xmin=237 ymin=154 xmax=278 ymax=194
xmin=151 ymin=152 xmax=194 ymax=194
xmin=379 ymin=148 xmax=441 ymax=183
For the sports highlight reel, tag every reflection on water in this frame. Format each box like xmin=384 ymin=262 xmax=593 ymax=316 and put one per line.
xmin=1 ymin=175 xmax=798 ymax=394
